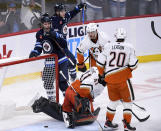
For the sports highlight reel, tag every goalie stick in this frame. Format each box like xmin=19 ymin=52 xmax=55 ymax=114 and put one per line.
xmin=151 ymin=21 xmax=161 ymax=39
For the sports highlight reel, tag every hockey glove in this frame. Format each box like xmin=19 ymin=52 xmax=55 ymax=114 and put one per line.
xmin=29 ymin=50 xmax=39 ymax=58
xmin=98 ymin=74 xmax=106 ymax=86
xmin=78 ymin=3 xmax=87 ymax=10
xmin=75 ymin=95 xmax=89 ymax=113
xmin=80 ymin=97 xmax=90 ymax=113
xmin=45 ymin=30 xmax=61 ymax=39
xmin=77 ymin=63 xmax=87 ymax=72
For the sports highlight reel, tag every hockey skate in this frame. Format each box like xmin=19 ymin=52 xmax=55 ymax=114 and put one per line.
xmin=122 ymin=119 xmax=136 ymax=131
xmin=104 ymin=120 xmax=118 ymax=130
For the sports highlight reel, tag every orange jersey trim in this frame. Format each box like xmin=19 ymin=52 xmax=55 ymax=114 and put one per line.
xmin=105 ymin=67 xmax=132 ymax=83
xmin=71 ymin=80 xmax=92 ymax=99
xmin=77 ymin=53 xmax=84 ymax=64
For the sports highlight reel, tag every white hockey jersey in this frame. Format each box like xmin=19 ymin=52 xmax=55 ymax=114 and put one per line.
xmin=73 ymin=68 xmax=105 ymax=99
xmin=97 ymin=41 xmax=138 ymax=83
xmin=77 ymin=30 xmax=111 ymax=60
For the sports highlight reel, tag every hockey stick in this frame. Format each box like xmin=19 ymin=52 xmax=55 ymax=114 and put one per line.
xmin=151 ymin=21 xmax=161 ymax=39
xmin=120 ymin=100 xmax=150 ymax=122
xmin=52 ymin=38 xmax=75 ymax=66
xmin=132 ymin=111 xmax=150 ymax=122
xmin=133 ymin=102 xmax=146 ymax=111
xmin=132 ymin=102 xmax=150 ymax=122
xmin=59 ymin=70 xmax=77 ymax=93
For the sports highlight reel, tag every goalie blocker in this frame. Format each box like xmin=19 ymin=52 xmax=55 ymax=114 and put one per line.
xmin=32 ymin=96 xmax=100 ymax=126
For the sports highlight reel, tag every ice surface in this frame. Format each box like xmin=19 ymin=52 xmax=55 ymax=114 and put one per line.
xmin=0 ymin=61 xmax=161 ymax=131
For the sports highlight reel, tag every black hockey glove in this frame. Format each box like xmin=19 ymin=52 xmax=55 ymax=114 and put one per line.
xmin=45 ymin=30 xmax=61 ymax=39
xmin=78 ymin=3 xmax=87 ymax=10
xmin=98 ymin=74 xmax=106 ymax=86
xmin=29 ymin=50 xmax=39 ymax=58
xmin=77 ymin=63 xmax=87 ymax=72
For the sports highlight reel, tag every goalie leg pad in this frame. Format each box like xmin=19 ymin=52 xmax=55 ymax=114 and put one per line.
xmin=32 ymin=97 xmax=63 ymax=121
xmin=32 ymin=97 xmax=100 ymax=126
xmin=75 ymin=107 xmax=100 ymax=126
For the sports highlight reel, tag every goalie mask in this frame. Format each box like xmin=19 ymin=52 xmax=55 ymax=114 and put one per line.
xmin=114 ymin=28 xmax=126 ymax=40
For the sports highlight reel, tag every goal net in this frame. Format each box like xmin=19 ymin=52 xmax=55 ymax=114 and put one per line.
xmin=0 ymin=54 xmax=59 ymax=119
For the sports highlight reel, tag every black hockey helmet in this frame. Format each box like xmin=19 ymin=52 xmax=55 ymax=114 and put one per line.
xmin=40 ymin=13 xmax=51 ymax=23
xmin=54 ymin=3 xmax=66 ymax=12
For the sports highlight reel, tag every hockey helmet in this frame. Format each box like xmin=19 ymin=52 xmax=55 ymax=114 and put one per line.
xmin=54 ymin=3 xmax=66 ymax=12
xmin=86 ymin=23 xmax=97 ymax=33
xmin=114 ymin=28 xmax=126 ymax=40
xmin=41 ymin=13 xmax=51 ymax=23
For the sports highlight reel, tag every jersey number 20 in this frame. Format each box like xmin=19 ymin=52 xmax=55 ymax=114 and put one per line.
xmin=109 ymin=52 xmax=126 ymax=67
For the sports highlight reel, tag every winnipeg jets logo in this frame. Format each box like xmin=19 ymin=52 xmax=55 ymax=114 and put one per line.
xmin=62 ymin=24 xmax=68 ymax=35
xmin=42 ymin=40 xmax=53 ymax=53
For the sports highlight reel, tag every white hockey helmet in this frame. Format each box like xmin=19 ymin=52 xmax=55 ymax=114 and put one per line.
xmin=86 ymin=23 xmax=97 ymax=33
xmin=114 ymin=28 xmax=126 ymax=39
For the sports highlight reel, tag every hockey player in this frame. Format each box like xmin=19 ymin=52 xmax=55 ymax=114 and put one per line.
xmin=97 ymin=28 xmax=138 ymax=131
xmin=77 ymin=22 xmax=111 ymax=72
xmin=51 ymin=3 xmax=86 ymax=81
xmin=29 ymin=14 xmax=69 ymax=102
xmin=32 ymin=67 xmax=104 ymax=129
xmin=62 ymin=67 xmax=105 ymax=128
xmin=51 ymin=3 xmax=86 ymax=38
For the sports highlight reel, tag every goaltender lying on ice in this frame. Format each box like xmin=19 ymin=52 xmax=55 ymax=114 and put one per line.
xmin=31 ymin=67 xmax=105 ymax=129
